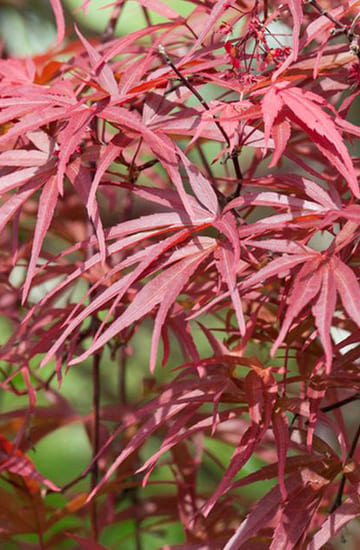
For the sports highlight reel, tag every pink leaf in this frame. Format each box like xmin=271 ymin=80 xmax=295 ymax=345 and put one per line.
xmin=0 ymin=178 xmax=44 ymax=233
xmin=181 ymin=0 xmax=236 ymax=65
xmin=271 ymin=260 xmax=323 ymax=356
xmin=312 ymin=265 xmax=337 ymax=372
xmin=0 ymin=165 xmax=52 ymax=195
xmin=280 ymin=86 xmax=359 ymax=197
xmin=57 ymin=107 xmax=93 ymax=194
xmin=0 ymin=150 xmax=49 ymax=167
xmin=0 ymin=106 xmax=67 ymax=146
xmin=216 ymin=243 xmax=245 ymax=335
xmin=72 ymin=249 xmax=211 ymax=366
xmin=66 ymin=159 xmax=106 ymax=264
xmin=333 ymin=255 xmax=360 ymax=327
xmin=75 ymin=26 xmax=119 ymax=98
xmin=22 ymin=175 xmax=58 ymax=303
xmin=269 ymin=119 xmax=291 ymax=168
xmin=86 ymin=140 xmax=127 ymax=216
xmin=177 ymin=148 xmax=219 ymax=217
xmin=49 ymin=0 xmax=65 ymax=45
xmin=149 ymin=250 xmax=210 ymax=372
xmin=261 ymin=86 xmax=284 ymax=152
xmin=242 ymin=254 xmax=312 ymax=291
xmin=272 ymin=0 xmax=303 ymax=79
xmin=86 ymin=390 xmax=201 ymax=501
xmin=287 ymin=0 xmax=303 ymax=61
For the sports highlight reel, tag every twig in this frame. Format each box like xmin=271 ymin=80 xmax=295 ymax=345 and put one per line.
xmin=142 ymin=6 xmax=152 ymax=27
xmin=306 ymin=0 xmax=360 ymax=59
xmin=90 ymin=350 xmax=101 ymax=540
xmin=330 ymin=421 xmax=360 ymax=512
xmin=102 ymin=3 xmax=122 ymax=42
xmin=158 ymin=45 xmax=243 ymax=195
xmin=321 ymin=393 xmax=360 ymax=413
xmin=263 ymin=0 xmax=268 ymax=22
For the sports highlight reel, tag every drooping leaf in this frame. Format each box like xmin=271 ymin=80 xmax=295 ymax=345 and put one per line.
xmin=269 ymin=475 xmax=328 ymax=550
xmin=271 ymin=259 xmax=323 ymax=356
xmin=72 ymin=248 xmax=212 ymax=366
xmin=75 ymin=26 xmax=119 ymax=98
xmin=312 ymin=265 xmax=337 ymax=372
xmin=279 ymin=86 xmax=359 ymax=197
xmin=216 ymin=242 xmax=245 ymax=336
xmin=22 ymin=175 xmax=58 ymax=303
xmin=306 ymin=497 xmax=360 ymax=550
xmin=0 ymin=434 xmax=59 ymax=493
xmin=272 ymin=404 xmax=290 ymax=501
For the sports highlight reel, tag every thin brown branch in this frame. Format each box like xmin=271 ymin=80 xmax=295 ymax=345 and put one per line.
xmin=330 ymin=421 xmax=360 ymax=512
xmin=102 ymin=3 xmax=122 ymax=43
xmin=158 ymin=45 xmax=243 ymax=194
xmin=321 ymin=393 xmax=360 ymax=413
xmin=90 ymin=350 xmax=101 ymax=540
xmin=307 ymin=0 xmax=360 ymax=59
xmin=142 ymin=6 xmax=152 ymax=27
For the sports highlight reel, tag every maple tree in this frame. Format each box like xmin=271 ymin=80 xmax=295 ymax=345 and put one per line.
xmin=1 ymin=0 xmax=360 ymax=547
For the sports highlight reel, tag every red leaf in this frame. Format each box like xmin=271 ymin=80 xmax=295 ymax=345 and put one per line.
xmin=243 ymin=370 xmax=264 ymax=426
xmin=0 ymin=434 xmax=59 ymax=493
xmin=271 ymin=259 xmax=323 ymax=356
xmin=72 ymin=249 xmax=211 ymax=366
xmin=202 ymin=424 xmax=260 ymax=517
xmin=223 ymin=473 xmax=303 ymax=549
xmin=306 ymin=497 xmax=360 ymax=550
xmin=269 ymin=477 xmax=328 ymax=550
xmin=149 ymin=250 xmax=210 ymax=372
xmin=272 ymin=405 xmax=290 ymax=501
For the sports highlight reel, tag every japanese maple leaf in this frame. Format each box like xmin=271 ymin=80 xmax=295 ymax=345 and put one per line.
xmin=0 ymin=434 xmax=59 ymax=494
xmin=271 ymin=252 xmax=360 ymax=372
xmin=261 ymin=83 xmax=359 ymax=197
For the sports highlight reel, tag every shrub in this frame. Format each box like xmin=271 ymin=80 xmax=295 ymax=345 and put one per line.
xmin=0 ymin=0 xmax=360 ymax=548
